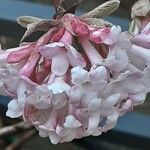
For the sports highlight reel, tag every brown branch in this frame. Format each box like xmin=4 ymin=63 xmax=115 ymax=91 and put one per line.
xmin=52 ymin=0 xmax=63 ymax=9
xmin=6 ymin=129 xmax=37 ymax=150
xmin=0 ymin=122 xmax=33 ymax=138
xmin=135 ymin=102 xmax=150 ymax=110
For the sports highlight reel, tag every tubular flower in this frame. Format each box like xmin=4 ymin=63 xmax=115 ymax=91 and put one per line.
xmin=0 ymin=12 xmax=149 ymax=144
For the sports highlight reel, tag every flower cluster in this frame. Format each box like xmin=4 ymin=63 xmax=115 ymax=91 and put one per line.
xmin=0 ymin=9 xmax=150 ymax=144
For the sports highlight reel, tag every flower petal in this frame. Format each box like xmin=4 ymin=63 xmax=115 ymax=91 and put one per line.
xmin=66 ymin=44 xmax=86 ymax=67
xmin=103 ymin=93 xmax=120 ymax=107
xmin=6 ymin=99 xmax=22 ymax=118
xmin=40 ymin=42 xmax=64 ymax=59
xmin=64 ymin=115 xmax=82 ymax=129
xmin=71 ymin=66 xmax=88 ymax=85
xmin=51 ymin=54 xmax=69 ymax=76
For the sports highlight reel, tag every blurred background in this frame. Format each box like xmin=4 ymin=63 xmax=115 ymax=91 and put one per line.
xmin=0 ymin=0 xmax=150 ymax=150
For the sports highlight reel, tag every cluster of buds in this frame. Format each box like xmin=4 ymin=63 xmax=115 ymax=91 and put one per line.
xmin=0 ymin=0 xmax=150 ymax=144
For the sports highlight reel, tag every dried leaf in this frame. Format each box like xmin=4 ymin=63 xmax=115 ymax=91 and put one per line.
xmin=62 ymin=1 xmax=80 ymax=15
xmin=21 ymin=19 xmax=60 ymax=42
xmin=17 ymin=16 xmax=44 ymax=28
xmin=81 ymin=0 xmax=120 ymax=19
xmin=129 ymin=18 xmax=142 ymax=35
xmin=52 ymin=0 xmax=64 ymax=8
xmin=54 ymin=0 xmax=83 ymax=19
xmin=131 ymin=0 xmax=150 ymax=18
xmin=82 ymin=18 xmax=113 ymax=28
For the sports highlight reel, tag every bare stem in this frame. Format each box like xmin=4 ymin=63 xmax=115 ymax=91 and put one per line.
xmin=6 ymin=129 xmax=37 ymax=150
xmin=52 ymin=0 xmax=63 ymax=9
xmin=134 ymin=102 xmax=150 ymax=111
xmin=0 ymin=122 xmax=33 ymax=138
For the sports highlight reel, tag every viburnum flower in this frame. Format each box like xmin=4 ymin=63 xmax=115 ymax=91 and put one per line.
xmin=0 ymin=0 xmax=150 ymax=144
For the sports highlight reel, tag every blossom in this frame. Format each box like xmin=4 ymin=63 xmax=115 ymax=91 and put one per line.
xmin=0 ymin=11 xmax=150 ymax=144
xmin=40 ymin=29 xmax=86 ymax=76
xmin=131 ymin=22 xmax=150 ymax=49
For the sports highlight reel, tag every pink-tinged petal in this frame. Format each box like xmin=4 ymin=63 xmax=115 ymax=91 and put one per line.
xmin=6 ymin=99 xmax=22 ymax=118
xmin=89 ymin=128 xmax=102 ymax=136
xmin=56 ymin=126 xmax=75 ymax=143
xmin=49 ymin=131 xmax=60 ymax=144
xmin=87 ymin=98 xmax=102 ymax=132
xmin=19 ymin=52 xmax=40 ymax=77
xmin=51 ymin=53 xmax=69 ymax=76
xmin=104 ymin=26 xmax=126 ymax=46
xmin=60 ymin=30 xmax=73 ymax=45
xmin=71 ymin=66 xmax=88 ymax=85
xmin=39 ymin=42 xmax=64 ymax=59
xmin=39 ymin=130 xmax=49 ymax=138
xmin=27 ymin=85 xmax=52 ymax=109
xmin=0 ymin=46 xmax=28 ymax=63
xmin=80 ymin=86 xmax=98 ymax=107
xmin=90 ymin=27 xmax=110 ymax=44
xmin=131 ymin=45 xmax=150 ymax=67
xmin=63 ymin=115 xmax=82 ymax=128
xmin=107 ymin=113 xmax=119 ymax=125
xmin=69 ymin=86 xmax=83 ymax=104
xmin=141 ymin=22 xmax=150 ymax=34
xmin=27 ymin=94 xmax=52 ymax=109
xmin=120 ymin=99 xmax=132 ymax=115
xmin=89 ymin=66 xmax=107 ymax=82
xmin=0 ymin=79 xmax=15 ymax=96
xmin=7 ymin=44 xmax=34 ymax=63
xmin=103 ymin=35 xmax=116 ymax=45
xmin=90 ymin=80 xmax=108 ymax=93
xmin=88 ymin=98 xmax=101 ymax=112
xmin=117 ymin=32 xmax=132 ymax=50
xmin=110 ymin=25 xmax=121 ymax=41
xmin=66 ymin=44 xmax=86 ymax=67
xmin=90 ymin=30 xmax=103 ymax=44
xmin=52 ymin=93 xmax=68 ymax=109
xmin=4 ymin=77 xmax=20 ymax=95
xmin=104 ymin=71 xmax=145 ymax=99
xmin=23 ymin=105 xmax=50 ymax=125
xmin=21 ymin=75 xmax=38 ymax=91
xmin=48 ymin=78 xmax=70 ymax=95
xmin=129 ymin=92 xmax=146 ymax=105
xmin=36 ymin=59 xmax=51 ymax=84
xmin=132 ymin=34 xmax=150 ymax=49
xmin=142 ymin=67 xmax=150 ymax=92
xmin=36 ymin=85 xmax=50 ymax=95
xmin=62 ymin=14 xmax=78 ymax=35
xmin=132 ymin=23 xmax=150 ymax=49
xmin=17 ymin=81 xmax=26 ymax=109
xmin=36 ymin=28 xmax=57 ymax=47
xmin=50 ymin=28 xmax=65 ymax=42
xmin=6 ymin=60 xmax=27 ymax=72
xmin=71 ymin=19 xmax=90 ymax=37
xmin=87 ymin=112 xmax=100 ymax=133
xmin=39 ymin=109 xmax=58 ymax=131
xmin=103 ymin=113 xmax=119 ymax=131
xmin=103 ymin=94 xmax=120 ymax=107
xmin=105 ymin=45 xmax=129 ymax=73
xmin=48 ymin=73 xmax=56 ymax=84
xmin=80 ymin=39 xmax=103 ymax=65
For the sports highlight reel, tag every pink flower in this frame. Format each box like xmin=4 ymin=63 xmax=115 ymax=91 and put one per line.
xmin=40 ymin=29 xmax=86 ymax=76
xmin=0 ymin=11 xmax=150 ymax=144
xmin=131 ymin=22 xmax=150 ymax=49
